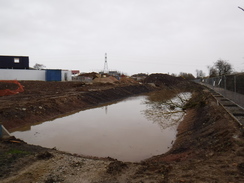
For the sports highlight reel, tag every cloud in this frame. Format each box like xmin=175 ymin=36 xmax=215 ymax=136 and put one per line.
xmin=0 ymin=0 xmax=244 ymax=74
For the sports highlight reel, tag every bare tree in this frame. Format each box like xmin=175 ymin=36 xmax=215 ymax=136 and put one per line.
xmin=207 ymin=66 xmax=218 ymax=77
xmin=33 ymin=63 xmax=46 ymax=70
xmin=214 ymin=59 xmax=232 ymax=76
xmin=196 ymin=69 xmax=205 ymax=79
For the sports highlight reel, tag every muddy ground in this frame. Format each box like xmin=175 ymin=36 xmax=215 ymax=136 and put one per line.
xmin=0 ymin=75 xmax=244 ymax=183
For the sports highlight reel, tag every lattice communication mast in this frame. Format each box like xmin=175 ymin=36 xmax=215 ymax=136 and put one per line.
xmin=103 ymin=53 xmax=109 ymax=74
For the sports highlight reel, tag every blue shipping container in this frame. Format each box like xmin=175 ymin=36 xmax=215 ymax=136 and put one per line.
xmin=46 ymin=70 xmax=62 ymax=81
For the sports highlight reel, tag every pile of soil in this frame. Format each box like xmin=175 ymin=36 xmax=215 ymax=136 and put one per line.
xmin=78 ymin=72 xmax=99 ymax=79
xmin=93 ymin=76 xmax=118 ymax=83
xmin=144 ymin=73 xmax=186 ymax=87
xmin=120 ymin=76 xmax=138 ymax=84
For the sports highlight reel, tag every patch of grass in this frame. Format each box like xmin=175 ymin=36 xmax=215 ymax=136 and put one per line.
xmin=0 ymin=149 xmax=30 ymax=166
xmin=6 ymin=149 xmax=30 ymax=155
xmin=0 ymin=148 xmax=31 ymax=177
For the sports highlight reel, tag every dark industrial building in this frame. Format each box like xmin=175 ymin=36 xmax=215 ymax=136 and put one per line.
xmin=0 ymin=55 xmax=29 ymax=69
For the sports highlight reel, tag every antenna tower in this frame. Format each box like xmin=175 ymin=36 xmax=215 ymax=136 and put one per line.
xmin=103 ymin=53 xmax=109 ymax=73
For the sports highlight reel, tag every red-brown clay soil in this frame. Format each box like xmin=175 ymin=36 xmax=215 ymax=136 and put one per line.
xmin=0 ymin=76 xmax=244 ymax=182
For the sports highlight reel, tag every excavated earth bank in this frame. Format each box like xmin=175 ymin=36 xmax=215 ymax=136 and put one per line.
xmin=0 ymin=77 xmax=244 ymax=182
xmin=0 ymin=81 xmax=157 ymax=132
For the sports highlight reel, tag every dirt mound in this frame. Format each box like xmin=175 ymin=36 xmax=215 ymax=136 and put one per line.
xmin=144 ymin=73 xmax=186 ymax=87
xmin=78 ymin=72 xmax=99 ymax=79
xmin=93 ymin=76 xmax=118 ymax=83
xmin=19 ymin=81 xmax=79 ymax=95
xmin=120 ymin=77 xmax=138 ymax=84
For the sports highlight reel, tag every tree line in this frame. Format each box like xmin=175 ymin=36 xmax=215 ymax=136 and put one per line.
xmin=178 ymin=59 xmax=236 ymax=80
xmin=195 ymin=59 xmax=235 ymax=79
xmin=207 ymin=59 xmax=233 ymax=77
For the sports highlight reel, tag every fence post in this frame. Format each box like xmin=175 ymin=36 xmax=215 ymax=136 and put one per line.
xmin=0 ymin=122 xmax=10 ymax=138
xmin=0 ymin=122 xmax=2 ymax=138
xmin=224 ymin=75 xmax=226 ymax=90
xmin=234 ymin=75 xmax=236 ymax=93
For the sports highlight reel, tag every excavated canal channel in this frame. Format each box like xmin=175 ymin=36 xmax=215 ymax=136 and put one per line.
xmin=11 ymin=92 xmax=191 ymax=162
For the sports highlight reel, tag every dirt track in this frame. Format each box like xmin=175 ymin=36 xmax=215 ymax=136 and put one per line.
xmin=1 ymin=76 xmax=244 ymax=182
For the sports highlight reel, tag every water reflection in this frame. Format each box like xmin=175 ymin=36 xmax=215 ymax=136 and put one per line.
xmin=11 ymin=93 xmax=191 ymax=162
xmin=142 ymin=92 xmax=191 ymax=130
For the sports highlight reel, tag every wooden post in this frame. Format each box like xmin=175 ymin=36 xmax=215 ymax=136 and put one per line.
xmin=0 ymin=122 xmax=10 ymax=138
xmin=0 ymin=123 xmax=2 ymax=138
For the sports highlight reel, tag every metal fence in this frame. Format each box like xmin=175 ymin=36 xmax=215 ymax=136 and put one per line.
xmin=195 ymin=73 xmax=244 ymax=109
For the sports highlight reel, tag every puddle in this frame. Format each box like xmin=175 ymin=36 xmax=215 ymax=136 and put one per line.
xmin=11 ymin=92 xmax=191 ymax=162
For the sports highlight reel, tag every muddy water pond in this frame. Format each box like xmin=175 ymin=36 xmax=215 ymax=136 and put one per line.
xmin=12 ymin=92 xmax=191 ymax=162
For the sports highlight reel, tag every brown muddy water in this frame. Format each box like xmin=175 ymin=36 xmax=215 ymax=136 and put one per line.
xmin=11 ymin=92 xmax=191 ymax=162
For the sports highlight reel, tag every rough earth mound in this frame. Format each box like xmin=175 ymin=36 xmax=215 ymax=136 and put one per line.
xmin=144 ymin=73 xmax=186 ymax=87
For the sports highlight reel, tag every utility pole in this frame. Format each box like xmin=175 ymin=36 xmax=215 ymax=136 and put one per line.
xmin=104 ymin=53 xmax=109 ymax=74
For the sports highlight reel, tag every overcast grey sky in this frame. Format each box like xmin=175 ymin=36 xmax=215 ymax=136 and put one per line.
xmin=0 ymin=0 xmax=244 ymax=76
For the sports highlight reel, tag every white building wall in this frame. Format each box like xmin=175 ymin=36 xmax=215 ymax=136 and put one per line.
xmin=61 ymin=70 xmax=72 ymax=81
xmin=0 ymin=69 xmax=73 ymax=81
xmin=0 ymin=69 xmax=46 ymax=81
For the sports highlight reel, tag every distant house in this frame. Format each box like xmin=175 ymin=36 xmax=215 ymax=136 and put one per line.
xmin=0 ymin=55 xmax=29 ymax=69
xmin=71 ymin=70 xmax=80 ymax=75
xmin=0 ymin=55 xmax=71 ymax=81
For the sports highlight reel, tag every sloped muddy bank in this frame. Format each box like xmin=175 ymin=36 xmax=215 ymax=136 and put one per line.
xmin=1 ymin=82 xmax=157 ymax=132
